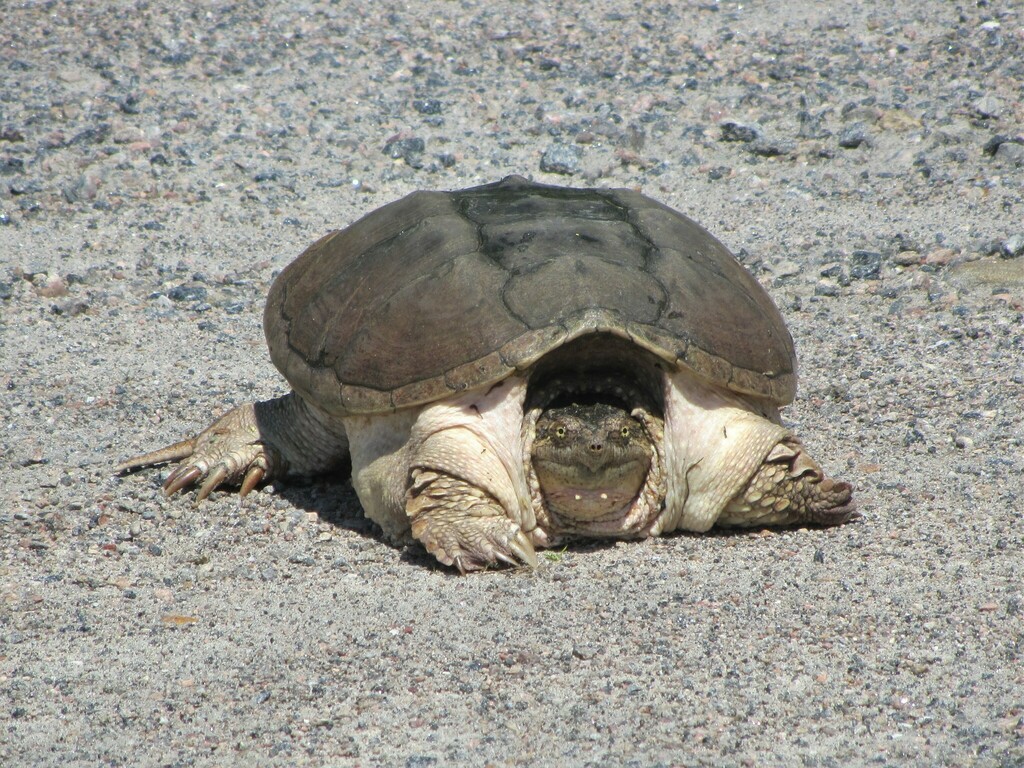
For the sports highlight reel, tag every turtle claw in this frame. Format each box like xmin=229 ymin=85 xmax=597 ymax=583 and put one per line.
xmin=509 ymin=529 xmax=539 ymax=569
xmin=164 ymin=464 xmax=204 ymax=496
xmin=115 ymin=438 xmax=196 ymax=474
xmin=196 ymin=465 xmax=229 ymax=501
xmin=118 ymin=403 xmax=280 ymax=501
xmin=475 ymin=534 xmax=539 ymax=572
xmin=240 ymin=465 xmax=265 ymax=498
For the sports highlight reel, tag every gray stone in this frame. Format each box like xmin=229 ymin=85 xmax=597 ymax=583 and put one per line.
xmin=1001 ymin=234 xmax=1024 ymax=259
xmin=849 ymin=250 xmax=882 ymax=280
xmin=720 ymin=121 xmax=764 ymax=143
xmin=539 ymin=144 xmax=582 ymax=175
xmin=973 ymin=96 xmax=1001 ymax=118
xmin=839 ymin=122 xmax=871 ymax=149
xmin=995 ymin=141 xmax=1024 ymax=166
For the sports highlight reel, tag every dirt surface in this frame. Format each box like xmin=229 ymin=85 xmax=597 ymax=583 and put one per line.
xmin=2 ymin=2 xmax=1022 ymax=766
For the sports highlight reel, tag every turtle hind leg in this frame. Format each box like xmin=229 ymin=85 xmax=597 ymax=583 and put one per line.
xmin=720 ymin=436 xmax=857 ymax=528
xmin=407 ymin=469 xmax=538 ymax=573
xmin=117 ymin=392 xmax=348 ymax=500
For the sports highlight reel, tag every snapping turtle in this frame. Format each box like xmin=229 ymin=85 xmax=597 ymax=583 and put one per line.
xmin=119 ymin=176 xmax=855 ymax=572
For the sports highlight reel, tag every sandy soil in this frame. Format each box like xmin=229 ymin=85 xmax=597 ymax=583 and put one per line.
xmin=2 ymin=1 xmax=1022 ymax=766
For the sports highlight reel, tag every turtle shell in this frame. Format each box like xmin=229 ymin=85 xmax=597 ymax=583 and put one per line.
xmin=264 ymin=175 xmax=796 ymax=415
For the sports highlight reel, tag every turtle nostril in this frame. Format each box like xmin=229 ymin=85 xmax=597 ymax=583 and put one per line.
xmin=590 ymin=443 xmax=602 ymax=452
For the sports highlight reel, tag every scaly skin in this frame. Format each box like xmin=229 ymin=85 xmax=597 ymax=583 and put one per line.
xmin=117 ymin=392 xmax=348 ymax=499
xmin=720 ymin=436 xmax=856 ymax=527
xmin=407 ymin=469 xmax=538 ymax=573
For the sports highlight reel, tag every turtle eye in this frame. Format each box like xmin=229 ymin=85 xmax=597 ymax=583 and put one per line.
xmin=620 ymin=426 xmax=631 ymax=438
xmin=555 ymin=426 xmax=566 ymax=438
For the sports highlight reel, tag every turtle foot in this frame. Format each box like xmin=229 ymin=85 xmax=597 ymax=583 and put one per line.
xmin=407 ymin=469 xmax=538 ymax=573
xmin=722 ymin=437 xmax=856 ymax=527
xmin=117 ymin=403 xmax=282 ymax=500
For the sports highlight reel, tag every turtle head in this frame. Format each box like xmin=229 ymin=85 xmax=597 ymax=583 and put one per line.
xmin=531 ymin=402 xmax=654 ymax=523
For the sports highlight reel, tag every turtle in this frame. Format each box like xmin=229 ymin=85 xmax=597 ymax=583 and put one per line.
xmin=118 ymin=175 xmax=855 ymax=572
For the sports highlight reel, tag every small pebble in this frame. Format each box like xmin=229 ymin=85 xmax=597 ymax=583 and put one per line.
xmin=972 ymin=96 xmax=1001 ymax=119
xmin=953 ymin=435 xmax=974 ymax=450
xmin=1000 ymin=234 xmax=1024 ymax=259
xmin=848 ymin=250 xmax=882 ymax=280
xmin=383 ymin=137 xmax=425 ymax=167
xmin=982 ymin=134 xmax=1010 ymax=156
xmin=572 ymin=643 xmax=599 ymax=660
xmin=36 ymin=275 xmax=68 ymax=298
xmin=815 ymin=280 xmax=839 ymax=296
xmin=994 ymin=142 xmax=1024 ymax=166
xmin=820 ymin=263 xmax=844 ymax=278
xmin=749 ymin=137 xmax=795 ymax=157
xmin=539 ymin=144 xmax=582 ymax=175
xmin=719 ymin=121 xmax=764 ymax=143
xmin=167 ymin=284 xmax=207 ymax=302
xmin=773 ymin=259 xmax=801 ymax=278
xmin=412 ymin=99 xmax=442 ymax=115
xmin=63 ymin=174 xmax=99 ymax=203
xmin=0 ymin=155 xmax=25 ymax=174
xmin=893 ymin=251 xmax=921 ymax=266
xmin=925 ymin=248 xmax=957 ymax=267
xmin=838 ymin=123 xmax=870 ymax=149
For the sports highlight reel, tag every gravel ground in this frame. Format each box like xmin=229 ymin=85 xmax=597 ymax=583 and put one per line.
xmin=2 ymin=1 xmax=1023 ymax=766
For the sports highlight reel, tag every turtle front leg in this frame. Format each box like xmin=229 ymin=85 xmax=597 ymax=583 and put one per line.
xmin=343 ymin=377 xmax=538 ymax=572
xmin=720 ymin=436 xmax=856 ymax=527
xmin=407 ymin=469 xmax=538 ymax=573
xmin=404 ymin=378 xmax=538 ymax=572
xmin=117 ymin=392 xmax=349 ymax=499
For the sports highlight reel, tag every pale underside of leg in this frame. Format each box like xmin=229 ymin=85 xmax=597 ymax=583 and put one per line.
xmin=345 ymin=377 xmax=538 ymax=565
xmin=658 ymin=368 xmax=789 ymax=534
xmin=404 ymin=378 xmax=538 ymax=570
xmin=657 ymin=367 xmax=855 ymax=532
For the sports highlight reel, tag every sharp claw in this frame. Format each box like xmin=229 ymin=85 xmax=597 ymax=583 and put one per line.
xmin=492 ymin=550 xmax=519 ymax=567
xmin=164 ymin=465 xmax=203 ymax=496
xmin=509 ymin=530 xmax=539 ymax=568
xmin=239 ymin=465 xmax=265 ymax=497
xmin=196 ymin=465 xmax=229 ymax=501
